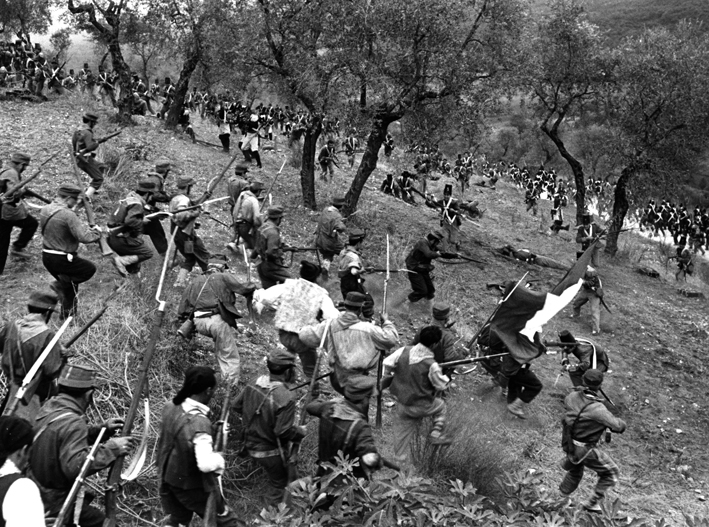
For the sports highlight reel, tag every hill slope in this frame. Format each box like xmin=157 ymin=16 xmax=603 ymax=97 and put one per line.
xmin=1 ymin=93 xmax=709 ymax=525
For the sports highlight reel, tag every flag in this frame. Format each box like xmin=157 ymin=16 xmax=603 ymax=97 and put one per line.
xmin=489 ymin=242 xmax=599 ymax=363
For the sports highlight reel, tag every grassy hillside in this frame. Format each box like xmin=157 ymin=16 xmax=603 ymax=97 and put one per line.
xmin=1 ymin=92 xmax=709 ymax=525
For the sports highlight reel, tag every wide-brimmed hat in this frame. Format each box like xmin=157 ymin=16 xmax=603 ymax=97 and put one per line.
xmin=27 ymin=291 xmax=58 ymax=311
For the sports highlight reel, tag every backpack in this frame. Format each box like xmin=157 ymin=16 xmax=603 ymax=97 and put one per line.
xmin=561 ymin=401 xmax=593 ymax=454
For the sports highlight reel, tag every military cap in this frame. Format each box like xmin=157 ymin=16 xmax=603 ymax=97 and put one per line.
xmin=234 ymin=163 xmax=249 ymax=175
xmin=28 ymin=291 xmax=58 ymax=311
xmin=332 ymin=197 xmax=346 ymax=208
xmin=83 ymin=112 xmax=99 ymax=122
xmin=344 ymin=291 xmax=368 ymax=308
xmin=250 ymin=180 xmax=265 ymax=192
xmin=267 ymin=348 xmax=297 ymax=369
xmin=348 ymin=228 xmax=366 ymax=243
xmin=267 ymin=206 xmax=284 ymax=219
xmin=432 ymin=302 xmax=450 ymax=320
xmin=176 ymin=175 xmax=195 ymax=188
xmin=361 ymin=298 xmax=375 ymax=319
xmin=582 ymin=209 xmax=592 ymax=217
xmin=136 ymin=178 xmax=159 ymax=192
xmin=155 ymin=159 xmax=171 ymax=172
xmin=299 ymin=260 xmax=321 ymax=282
xmin=11 ymin=152 xmax=30 ymax=165
xmin=59 ymin=363 xmax=98 ymax=389
xmin=582 ymin=369 xmax=604 ymax=389
xmin=0 ymin=416 xmax=33 ymax=453
xmin=558 ymin=330 xmax=576 ymax=344
xmin=429 ymin=229 xmax=445 ymax=241
xmin=344 ymin=376 xmax=377 ymax=403
xmin=57 ymin=183 xmax=82 ymax=198
xmin=83 ymin=62 xmax=89 ymax=68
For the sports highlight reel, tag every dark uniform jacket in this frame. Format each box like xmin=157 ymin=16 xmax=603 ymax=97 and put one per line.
xmin=39 ymin=200 xmax=100 ymax=253
xmin=405 ymin=238 xmax=440 ymax=272
xmin=315 ymin=206 xmax=346 ymax=255
xmin=177 ymin=272 xmax=255 ymax=328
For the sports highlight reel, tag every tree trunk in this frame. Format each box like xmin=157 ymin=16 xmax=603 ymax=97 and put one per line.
xmin=604 ymin=166 xmax=632 ymax=256
xmin=166 ymin=47 xmax=200 ymax=129
xmin=541 ymin=125 xmax=586 ymax=224
xmin=300 ymin=116 xmax=322 ymax=210
xmin=106 ymin=36 xmax=134 ymax=123
xmin=343 ymin=106 xmax=397 ymax=216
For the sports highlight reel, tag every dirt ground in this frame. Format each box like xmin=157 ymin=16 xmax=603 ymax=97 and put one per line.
xmin=1 ymin=92 xmax=708 ymax=524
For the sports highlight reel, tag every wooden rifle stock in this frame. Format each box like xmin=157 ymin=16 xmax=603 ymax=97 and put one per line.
xmin=204 ymin=390 xmax=232 ymax=526
xmin=0 ymin=150 xmax=58 ymax=200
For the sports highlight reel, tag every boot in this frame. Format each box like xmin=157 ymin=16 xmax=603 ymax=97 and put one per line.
xmin=507 ymin=398 xmax=527 ymax=419
xmin=582 ymin=493 xmax=603 ymax=513
xmin=85 ymin=186 xmax=96 ymax=199
xmin=174 ymin=268 xmax=189 ymax=288
xmin=112 ymin=255 xmax=139 ymax=277
xmin=252 ymin=151 xmax=262 ymax=169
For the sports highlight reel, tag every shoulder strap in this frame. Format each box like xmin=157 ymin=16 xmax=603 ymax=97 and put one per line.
xmin=41 ymin=208 xmax=63 ymax=236
xmin=569 ymin=400 xmax=595 ymax=440
xmin=161 ymin=409 xmax=199 ymax=476
xmin=33 ymin=411 xmax=74 ymax=443
xmin=343 ymin=417 xmax=365 ymax=451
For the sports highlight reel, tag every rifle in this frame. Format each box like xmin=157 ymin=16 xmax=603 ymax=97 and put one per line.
xmin=3 ymin=317 xmax=73 ymax=416
xmin=178 ymin=196 xmax=231 ymax=213
xmin=68 ymin=145 xmax=113 ymax=256
xmin=287 ymin=319 xmax=332 ymax=482
xmin=53 ymin=427 xmax=107 ymax=527
xmin=23 ymin=189 xmax=51 ymax=204
xmin=64 ymin=283 xmax=126 ymax=348
xmin=284 ymin=246 xmax=319 ymax=266
xmin=0 ymin=150 xmax=58 ymax=201
xmin=362 ymin=267 xmax=416 ymax=274
xmin=448 ymin=253 xmax=484 ymax=265
xmin=103 ymin=222 xmax=176 ymax=527
xmin=242 ymin=245 xmax=256 ymax=327
xmin=77 ymin=130 xmax=122 ymax=157
xmin=289 ymin=371 xmax=332 ymax=391
xmin=264 ymin=158 xmax=287 ymax=202
xmin=204 ymin=390 xmax=232 ymax=526
xmin=438 ymin=352 xmax=510 ymax=369
xmin=376 ymin=235 xmax=390 ymax=428
xmin=49 ymin=59 xmax=67 ymax=83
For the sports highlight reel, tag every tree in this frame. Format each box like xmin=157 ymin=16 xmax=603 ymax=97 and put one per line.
xmin=48 ymin=28 xmax=73 ymax=62
xmin=521 ymin=0 xmax=613 ymax=223
xmin=0 ymin=0 xmax=51 ymax=43
xmin=602 ymin=24 xmax=709 ymax=255
xmin=121 ymin=13 xmax=168 ymax=82
xmin=337 ymin=0 xmax=527 ymax=215
xmin=67 ymin=0 xmax=136 ymax=121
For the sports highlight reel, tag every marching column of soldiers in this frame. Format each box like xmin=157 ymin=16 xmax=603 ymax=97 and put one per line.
xmin=0 ymin=108 xmax=638 ymax=524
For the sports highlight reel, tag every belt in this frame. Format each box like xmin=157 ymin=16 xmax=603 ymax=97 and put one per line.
xmin=43 ymin=249 xmax=71 ymax=256
xmin=247 ymin=449 xmax=280 ymax=459
xmin=572 ymin=439 xmax=597 ymax=448
xmin=194 ymin=308 xmax=219 ymax=319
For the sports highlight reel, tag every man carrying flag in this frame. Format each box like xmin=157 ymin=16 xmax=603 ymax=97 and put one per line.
xmin=485 ymin=241 xmax=600 ymax=419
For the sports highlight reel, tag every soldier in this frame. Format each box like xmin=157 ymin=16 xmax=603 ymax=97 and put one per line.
xmin=338 ymin=228 xmax=370 ymax=302
xmin=256 ymin=206 xmax=291 ymax=289
xmin=157 ymin=366 xmax=241 ymax=526
xmin=559 ymin=369 xmax=626 ymax=512
xmin=170 ymin=176 xmax=210 ymax=287
xmin=158 ymin=76 xmax=174 ymax=118
xmin=0 ymin=416 xmax=46 ymax=527
xmin=39 ymin=184 xmax=102 ymax=319
xmin=383 ymin=132 xmax=394 ymax=157
xmin=344 ymin=132 xmax=358 ymax=168
xmin=30 ymin=364 xmax=133 ymax=527
xmin=0 ymin=291 xmax=65 ymax=421
xmin=576 ymin=210 xmax=602 ymax=266
xmin=306 ymin=377 xmax=381 ymax=488
xmin=315 ymin=197 xmax=347 ymax=281
xmin=233 ymin=349 xmax=306 ymax=505
xmin=141 ymin=159 xmax=173 ymax=256
xmin=318 ymin=139 xmax=337 ymax=181
xmin=0 ymin=153 xmax=38 ymax=276
xmin=107 ymin=179 xmax=156 ymax=276
xmin=299 ymin=291 xmax=399 ymax=403
xmin=176 ymin=260 xmax=256 ymax=384
xmin=226 ymin=164 xmax=251 ymax=215
xmin=570 ymin=266 xmax=603 ymax=335
xmin=384 ymin=326 xmax=451 ymax=466
xmin=228 ymin=180 xmax=264 ymax=255
xmin=410 ymin=302 xmax=466 ymax=366
xmin=558 ymin=330 xmax=609 ymax=387
xmin=97 ymin=65 xmax=114 ymax=105
xmin=72 ymin=112 xmax=106 ymax=200
xmin=675 ymin=242 xmax=694 ymax=282
xmin=404 ymin=230 xmax=454 ymax=303
xmin=241 ymin=112 xmax=262 ymax=168
xmin=253 ymin=260 xmax=339 ymax=392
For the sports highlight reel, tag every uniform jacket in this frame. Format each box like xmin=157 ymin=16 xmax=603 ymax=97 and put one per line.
xmin=405 ymin=238 xmax=440 ymax=271
xmin=385 ymin=344 xmax=449 ymax=407
xmin=0 ymin=167 xmax=28 ymax=221
xmin=39 ymin=200 xmax=100 ymax=253
xmin=257 ymin=220 xmax=285 ymax=265
xmin=232 ymin=190 xmax=262 ymax=227
xmin=299 ymin=311 xmax=398 ymax=372
xmin=108 ymin=191 xmax=146 ymax=236
xmin=338 ymin=246 xmax=363 ymax=278
xmin=233 ymin=376 xmax=299 ymax=453
xmin=563 ymin=338 xmax=609 ymax=373
xmin=177 ymin=272 xmax=255 ymax=328
xmin=72 ymin=127 xmax=98 ymax=156
xmin=169 ymin=193 xmax=200 ymax=232
xmin=315 ymin=206 xmax=346 ymax=254
xmin=0 ymin=314 xmax=64 ymax=402
xmin=411 ymin=321 xmax=466 ymax=364
xmin=306 ymin=400 xmax=377 ymax=479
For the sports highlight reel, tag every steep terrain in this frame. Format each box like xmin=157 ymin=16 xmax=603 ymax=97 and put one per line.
xmin=1 ymin=93 xmax=709 ymax=525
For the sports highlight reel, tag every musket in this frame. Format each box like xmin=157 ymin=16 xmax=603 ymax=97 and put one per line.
xmin=68 ymin=145 xmax=113 ymax=256
xmin=264 ymin=158 xmax=287 ymax=202
xmin=289 ymin=371 xmax=332 ymax=391
xmin=77 ymin=130 xmax=122 ymax=157
xmin=103 ymin=225 xmax=176 ymax=527
xmin=23 ymin=189 xmax=51 ymax=204
xmin=201 ymin=211 xmax=230 ymax=229
xmin=466 ymin=272 xmax=529 ymax=350
xmin=376 ymin=235 xmax=390 ymax=428
xmin=178 ymin=196 xmax=231 ymax=212
xmin=0 ymin=150 xmax=59 ymax=200
xmin=438 ymin=352 xmax=509 ymax=369
xmin=49 ymin=59 xmax=67 ymax=83
xmin=242 ymin=245 xmax=256 ymax=327
xmin=3 ymin=317 xmax=73 ymax=416
xmin=53 ymin=427 xmax=106 ymax=527
xmin=362 ymin=267 xmax=417 ymax=274
xmin=288 ymin=319 xmax=332 ymax=483
xmin=448 ymin=253 xmax=485 ymax=265
xmin=204 ymin=390 xmax=232 ymax=526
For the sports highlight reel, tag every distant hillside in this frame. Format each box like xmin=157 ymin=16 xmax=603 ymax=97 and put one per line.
xmin=531 ymin=0 xmax=709 ymax=42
